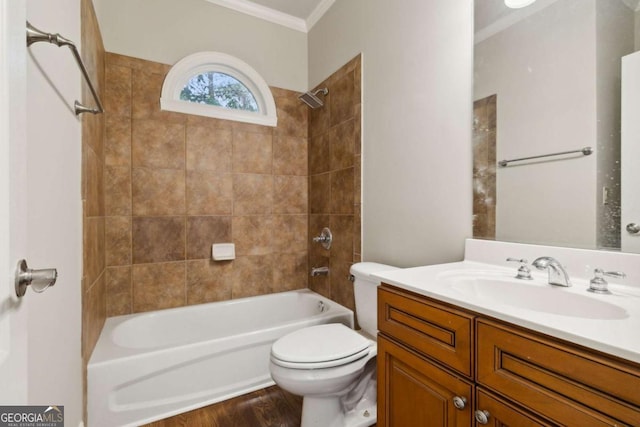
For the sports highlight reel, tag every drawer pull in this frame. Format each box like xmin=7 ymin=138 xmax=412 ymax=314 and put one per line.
xmin=475 ymin=410 xmax=490 ymax=424
xmin=452 ymin=396 xmax=467 ymax=410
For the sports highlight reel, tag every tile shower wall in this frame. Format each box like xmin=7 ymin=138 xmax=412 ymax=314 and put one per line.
xmin=308 ymin=55 xmax=362 ymax=313
xmin=81 ymin=0 xmax=106 ymax=420
xmin=103 ymin=53 xmax=309 ymax=315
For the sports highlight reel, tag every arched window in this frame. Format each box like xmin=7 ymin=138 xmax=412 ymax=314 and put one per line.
xmin=161 ymin=52 xmax=277 ymax=126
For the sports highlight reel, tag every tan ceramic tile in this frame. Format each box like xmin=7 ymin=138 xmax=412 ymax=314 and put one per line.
xmin=309 ymin=133 xmax=330 ymax=175
xmin=273 ymin=175 xmax=307 ymax=214
xmin=273 ymin=135 xmax=307 ymax=176
xmin=132 ymin=119 xmax=185 ymax=169
xmin=83 ymin=216 xmax=105 ymax=292
xmin=233 ymin=174 xmax=273 ymax=215
xmin=186 ymin=126 xmax=232 ymax=172
xmin=186 ymin=259 xmax=233 ymax=304
xmin=308 ymin=254 xmax=330 ymax=298
xmin=273 ymin=88 xmax=308 ymax=138
xmin=329 ymin=73 xmax=355 ymax=127
xmin=273 ymin=215 xmax=307 ymax=254
xmin=132 ymin=216 xmax=185 ymax=264
xmin=231 ymin=255 xmax=273 ymax=298
xmin=104 ymin=64 xmax=131 ymax=117
xmin=309 ymin=214 xmax=330 ymax=259
xmin=330 ymin=258 xmax=355 ymax=312
xmin=329 ymin=119 xmax=355 ymax=170
xmin=354 ymin=56 xmax=362 ymax=103
xmin=84 ymin=145 xmax=104 ymax=217
xmin=331 ymin=168 xmax=354 ymax=214
xmin=106 ymin=266 xmax=132 ymax=317
xmin=272 ymin=252 xmax=308 ymax=292
xmin=82 ymin=109 xmax=105 ymax=164
xmin=105 ymin=166 xmax=131 ymax=216
xmin=330 ymin=215 xmax=354 ymax=262
xmin=106 ymin=52 xmax=170 ymax=74
xmin=105 ymin=216 xmax=131 ymax=266
xmin=308 ymin=85 xmax=330 ymax=137
xmin=354 ymin=155 xmax=362 ymax=205
xmin=132 ymin=168 xmax=185 ymax=216
xmin=82 ymin=272 xmax=106 ymax=362
xmin=354 ymin=104 xmax=362 ymax=155
xmin=232 ymin=216 xmax=273 ymax=256
xmin=186 ymin=114 xmax=234 ymax=130
xmin=309 ymin=173 xmax=331 ymax=214
xmin=132 ymin=262 xmax=186 ymax=312
xmin=186 ymin=216 xmax=232 ymax=260
xmin=232 ymin=121 xmax=273 ymax=135
xmin=232 ymin=131 xmax=273 ymax=174
xmin=105 ymin=114 xmax=131 ymax=167
xmin=354 ymin=204 xmax=362 ymax=256
xmin=186 ymin=171 xmax=232 ymax=215
xmin=132 ymin=69 xmax=186 ymax=123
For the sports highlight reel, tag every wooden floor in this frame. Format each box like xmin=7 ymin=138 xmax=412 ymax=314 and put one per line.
xmin=143 ymin=386 xmax=302 ymax=427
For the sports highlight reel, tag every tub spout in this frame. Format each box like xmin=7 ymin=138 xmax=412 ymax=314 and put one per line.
xmin=311 ymin=266 xmax=329 ymax=277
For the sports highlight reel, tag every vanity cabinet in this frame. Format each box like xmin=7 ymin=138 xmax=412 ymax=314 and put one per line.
xmin=377 ymin=284 xmax=640 ymax=427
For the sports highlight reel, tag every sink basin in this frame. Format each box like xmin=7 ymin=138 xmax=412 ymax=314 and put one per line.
xmin=440 ymin=273 xmax=629 ymax=320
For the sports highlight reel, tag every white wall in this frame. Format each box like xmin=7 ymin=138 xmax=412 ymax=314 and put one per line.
xmin=309 ymin=0 xmax=474 ymax=267
xmin=26 ymin=0 xmax=83 ymax=423
xmin=475 ymin=0 xmax=599 ymax=248
xmin=92 ymin=0 xmax=308 ymax=91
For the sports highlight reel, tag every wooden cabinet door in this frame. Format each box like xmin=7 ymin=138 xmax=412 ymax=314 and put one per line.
xmin=378 ymin=335 xmax=473 ymax=427
xmin=475 ymin=387 xmax=555 ymax=427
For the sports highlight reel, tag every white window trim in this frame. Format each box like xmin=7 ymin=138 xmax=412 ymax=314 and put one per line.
xmin=161 ymin=51 xmax=277 ymax=127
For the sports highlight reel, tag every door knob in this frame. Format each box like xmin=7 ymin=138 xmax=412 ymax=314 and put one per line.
xmin=626 ymin=223 xmax=640 ymax=234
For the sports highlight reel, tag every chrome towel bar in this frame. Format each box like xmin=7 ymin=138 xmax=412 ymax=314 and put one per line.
xmin=26 ymin=21 xmax=104 ymax=116
xmin=498 ymin=146 xmax=592 ymax=167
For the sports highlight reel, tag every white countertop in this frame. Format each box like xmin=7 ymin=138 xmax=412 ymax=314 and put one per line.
xmin=373 ymin=260 xmax=640 ymax=365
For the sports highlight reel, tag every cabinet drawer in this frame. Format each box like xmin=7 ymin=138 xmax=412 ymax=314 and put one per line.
xmin=378 ymin=285 xmax=474 ymax=377
xmin=477 ymin=319 xmax=640 ymax=427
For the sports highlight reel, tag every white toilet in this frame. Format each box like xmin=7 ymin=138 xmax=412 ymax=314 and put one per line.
xmin=269 ymin=262 xmax=397 ymax=427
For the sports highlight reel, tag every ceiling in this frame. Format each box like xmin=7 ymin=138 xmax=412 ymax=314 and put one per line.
xmin=204 ymin=0 xmax=334 ymax=32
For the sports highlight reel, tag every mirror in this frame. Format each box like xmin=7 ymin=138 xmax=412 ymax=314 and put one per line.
xmin=473 ymin=0 xmax=640 ymax=252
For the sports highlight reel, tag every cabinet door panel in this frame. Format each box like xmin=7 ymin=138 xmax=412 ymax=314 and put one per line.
xmin=476 ymin=387 xmax=555 ymax=427
xmin=378 ymin=335 xmax=473 ymax=427
xmin=477 ymin=320 xmax=639 ymax=426
xmin=378 ymin=285 xmax=474 ymax=377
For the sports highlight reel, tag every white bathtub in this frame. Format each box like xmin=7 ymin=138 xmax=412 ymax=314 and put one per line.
xmin=88 ymin=289 xmax=353 ymax=427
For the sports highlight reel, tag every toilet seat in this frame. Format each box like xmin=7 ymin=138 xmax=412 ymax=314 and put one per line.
xmin=271 ymin=324 xmax=372 ymax=369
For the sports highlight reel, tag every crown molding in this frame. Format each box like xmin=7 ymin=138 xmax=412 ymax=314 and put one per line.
xmin=205 ymin=0 xmax=334 ymax=33
xmin=306 ymin=0 xmax=335 ymax=31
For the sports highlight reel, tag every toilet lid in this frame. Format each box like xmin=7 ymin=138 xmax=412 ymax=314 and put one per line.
xmin=271 ymin=324 xmax=371 ymax=367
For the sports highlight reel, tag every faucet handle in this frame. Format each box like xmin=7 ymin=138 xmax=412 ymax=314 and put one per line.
xmin=588 ymin=268 xmax=625 ymax=295
xmin=506 ymin=258 xmax=533 ymax=280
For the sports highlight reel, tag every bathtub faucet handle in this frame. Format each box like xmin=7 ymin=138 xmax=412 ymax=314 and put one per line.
xmin=312 ymin=228 xmax=332 ymax=250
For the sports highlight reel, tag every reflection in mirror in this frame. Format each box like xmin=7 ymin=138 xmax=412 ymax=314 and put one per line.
xmin=473 ymin=0 xmax=640 ymax=252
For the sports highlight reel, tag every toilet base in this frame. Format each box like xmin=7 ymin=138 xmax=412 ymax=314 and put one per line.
xmin=300 ymin=396 xmax=376 ymax=427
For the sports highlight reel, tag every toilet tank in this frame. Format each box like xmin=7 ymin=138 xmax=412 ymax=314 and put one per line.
xmin=350 ymin=262 xmax=398 ymax=336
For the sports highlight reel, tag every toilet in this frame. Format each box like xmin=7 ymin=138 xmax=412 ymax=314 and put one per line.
xmin=269 ymin=262 xmax=397 ymax=427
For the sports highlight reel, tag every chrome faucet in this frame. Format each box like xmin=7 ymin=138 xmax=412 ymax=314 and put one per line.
xmin=311 ymin=266 xmax=329 ymax=277
xmin=532 ymin=257 xmax=571 ymax=287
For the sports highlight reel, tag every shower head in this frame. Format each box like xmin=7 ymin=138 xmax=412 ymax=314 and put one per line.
xmin=299 ymin=88 xmax=329 ymax=108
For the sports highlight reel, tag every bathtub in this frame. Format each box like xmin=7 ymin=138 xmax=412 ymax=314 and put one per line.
xmin=88 ymin=289 xmax=353 ymax=427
